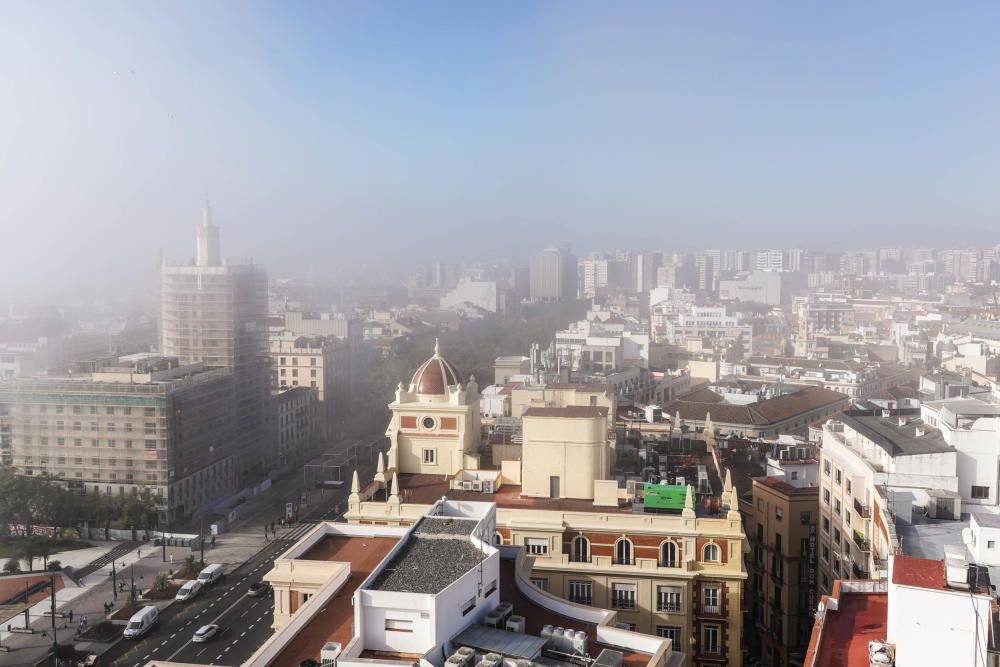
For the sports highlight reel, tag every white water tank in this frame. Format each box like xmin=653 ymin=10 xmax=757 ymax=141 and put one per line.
xmin=541 ymin=625 xmax=554 ymax=643
xmin=572 ymin=631 xmax=588 ymax=655
xmin=552 ymin=628 xmax=565 ymax=650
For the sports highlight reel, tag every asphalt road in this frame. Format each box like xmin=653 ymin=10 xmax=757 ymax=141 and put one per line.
xmin=101 ymin=488 xmax=352 ymax=667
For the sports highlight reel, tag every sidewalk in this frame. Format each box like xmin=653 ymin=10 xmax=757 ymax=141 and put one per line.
xmin=0 ymin=543 xmax=191 ymax=666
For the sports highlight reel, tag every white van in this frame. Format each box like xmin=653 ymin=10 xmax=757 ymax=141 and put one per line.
xmin=123 ymin=605 xmax=159 ymax=639
xmin=175 ymin=579 xmax=203 ymax=602
xmin=197 ymin=563 xmax=224 ymax=586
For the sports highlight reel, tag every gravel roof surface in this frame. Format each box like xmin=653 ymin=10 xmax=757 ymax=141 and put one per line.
xmin=413 ymin=517 xmax=477 ymax=537
xmin=370 ymin=537 xmax=484 ymax=594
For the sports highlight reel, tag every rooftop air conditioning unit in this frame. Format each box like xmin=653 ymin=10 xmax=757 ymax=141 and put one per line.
xmin=463 ymin=481 xmax=473 ymax=491
xmin=506 ymin=615 xmax=526 ymax=633
xmin=481 ymin=480 xmax=494 ymax=493
xmin=320 ymin=642 xmax=342 ymax=666
xmin=484 ymin=611 xmax=504 ymax=628
xmin=447 ymin=652 xmax=474 ymax=667
xmin=483 ymin=653 xmax=503 ymax=667
xmin=495 ymin=602 xmax=514 ymax=622
xmin=472 ymin=481 xmax=484 ymax=492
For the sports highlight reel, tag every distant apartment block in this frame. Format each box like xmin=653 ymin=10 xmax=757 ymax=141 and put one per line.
xmin=0 ymin=355 xmax=237 ymax=521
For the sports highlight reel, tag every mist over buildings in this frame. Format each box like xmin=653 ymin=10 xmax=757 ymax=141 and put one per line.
xmin=2 ymin=2 xmax=1000 ymax=303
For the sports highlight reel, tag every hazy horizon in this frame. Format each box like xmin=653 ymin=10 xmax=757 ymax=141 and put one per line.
xmin=3 ymin=1 xmax=1000 ymax=302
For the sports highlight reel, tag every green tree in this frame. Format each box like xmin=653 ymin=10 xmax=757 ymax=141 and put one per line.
xmin=20 ymin=537 xmax=39 ymax=572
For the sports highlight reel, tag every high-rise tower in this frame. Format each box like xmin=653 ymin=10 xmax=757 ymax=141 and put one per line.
xmin=160 ymin=203 xmax=274 ymax=492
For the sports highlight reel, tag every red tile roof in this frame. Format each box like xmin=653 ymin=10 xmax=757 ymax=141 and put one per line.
xmin=891 ymin=554 xmax=947 ymax=590
xmin=411 ymin=350 xmax=463 ymax=395
xmin=812 ymin=588 xmax=888 ymax=667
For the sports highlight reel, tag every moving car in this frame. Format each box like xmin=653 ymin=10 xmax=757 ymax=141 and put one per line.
xmin=192 ymin=624 xmax=220 ymax=643
xmin=123 ymin=605 xmax=158 ymax=639
xmin=197 ymin=563 xmax=224 ymax=586
xmin=175 ymin=579 xmax=203 ymax=602
xmin=247 ymin=581 xmax=271 ymax=597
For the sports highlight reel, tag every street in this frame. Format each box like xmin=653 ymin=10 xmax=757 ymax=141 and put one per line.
xmin=99 ymin=487 xmax=352 ymax=667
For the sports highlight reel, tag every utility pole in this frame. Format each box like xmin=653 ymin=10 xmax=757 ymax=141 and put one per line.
xmin=200 ymin=518 xmax=205 ymax=565
xmin=130 ymin=564 xmax=136 ymax=607
xmin=111 ymin=560 xmax=118 ymax=600
xmin=23 ymin=580 xmax=29 ymax=627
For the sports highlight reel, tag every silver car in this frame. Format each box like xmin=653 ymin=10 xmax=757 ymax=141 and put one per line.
xmin=192 ymin=624 xmax=219 ymax=643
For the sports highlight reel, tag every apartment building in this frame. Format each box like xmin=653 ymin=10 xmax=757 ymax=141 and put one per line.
xmin=734 ymin=356 xmax=911 ymax=399
xmin=744 ymin=477 xmax=819 ymax=667
xmin=346 ymin=343 xmax=747 ymax=666
xmin=160 ymin=203 xmax=273 ymax=484
xmin=156 ymin=498 xmax=685 ymax=667
xmin=0 ymin=355 xmax=237 ymax=521
xmin=270 ymin=334 xmax=351 ymax=437
xmin=275 ymin=386 xmax=318 ymax=470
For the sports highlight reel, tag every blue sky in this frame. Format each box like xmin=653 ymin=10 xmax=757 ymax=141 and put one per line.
xmin=2 ymin=1 xmax=1000 ymax=298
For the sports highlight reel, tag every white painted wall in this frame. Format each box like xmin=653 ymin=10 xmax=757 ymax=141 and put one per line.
xmin=887 ymin=574 xmax=992 ymax=667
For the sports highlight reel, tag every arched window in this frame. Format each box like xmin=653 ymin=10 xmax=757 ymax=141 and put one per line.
xmin=494 ymin=532 xmax=503 ymax=546
xmin=571 ymin=535 xmax=590 ymax=563
xmin=703 ymin=543 xmax=721 ymax=563
xmin=660 ymin=541 xmax=678 ymax=567
xmin=614 ymin=538 xmax=634 ymax=565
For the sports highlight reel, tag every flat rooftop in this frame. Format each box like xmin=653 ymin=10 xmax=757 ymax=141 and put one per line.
xmin=397 ymin=474 xmax=634 ymax=514
xmin=300 ymin=534 xmax=400 ymax=562
xmin=812 ymin=587 xmax=888 ymax=667
xmin=841 ymin=412 xmax=952 ymax=456
xmin=273 ymin=535 xmax=398 ymax=666
xmin=369 ymin=536 xmax=483 ymax=594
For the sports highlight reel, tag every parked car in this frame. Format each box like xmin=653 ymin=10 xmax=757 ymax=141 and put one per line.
xmin=192 ymin=624 xmax=220 ymax=643
xmin=247 ymin=581 xmax=271 ymax=597
xmin=175 ymin=579 xmax=203 ymax=602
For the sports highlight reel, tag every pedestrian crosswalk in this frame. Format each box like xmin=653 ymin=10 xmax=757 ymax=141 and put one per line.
xmin=277 ymin=521 xmax=318 ymax=543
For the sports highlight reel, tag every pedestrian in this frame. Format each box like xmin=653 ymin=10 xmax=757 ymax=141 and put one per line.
xmin=169 ymin=553 xmax=174 ymax=564
xmin=68 ymin=609 xmax=73 ymax=623
xmin=137 ymin=547 xmax=141 ymax=558
xmin=211 ymin=535 xmax=216 ymax=547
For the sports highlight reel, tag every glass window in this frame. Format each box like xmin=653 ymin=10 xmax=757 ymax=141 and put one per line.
xmin=568 ymin=580 xmax=592 ymax=605
xmin=614 ymin=538 xmax=634 ymax=565
xmin=660 ymin=541 xmax=678 ymax=567
xmin=571 ymin=536 xmax=590 ymax=562
xmin=702 ymin=625 xmax=720 ymax=654
xmin=703 ymin=543 xmax=721 ymax=562
xmin=656 ymin=626 xmax=681 ymax=645
xmin=656 ymin=586 xmax=681 ymax=613
xmin=611 ymin=583 xmax=637 ymax=609
xmin=525 ymin=538 xmax=548 ymax=555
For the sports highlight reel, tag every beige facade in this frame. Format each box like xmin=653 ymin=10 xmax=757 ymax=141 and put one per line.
xmin=510 ymin=383 xmax=615 ymax=419
xmin=270 ymin=335 xmax=350 ymax=437
xmin=347 ymin=491 xmax=747 ymax=667
xmin=385 ymin=343 xmax=481 ymax=476
xmin=521 ymin=407 xmax=611 ymax=499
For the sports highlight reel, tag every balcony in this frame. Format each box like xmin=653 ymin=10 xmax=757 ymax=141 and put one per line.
xmin=853 ymin=531 xmax=871 ymax=553
xmin=700 ymin=603 xmax=722 ymax=616
xmin=612 ymin=558 xmax=636 ymax=566
xmin=852 ymin=562 xmax=870 ymax=579
xmin=854 ymin=498 xmax=871 ymax=518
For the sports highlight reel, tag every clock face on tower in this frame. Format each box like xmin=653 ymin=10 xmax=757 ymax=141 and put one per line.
xmin=422 ymin=416 xmax=436 ymax=429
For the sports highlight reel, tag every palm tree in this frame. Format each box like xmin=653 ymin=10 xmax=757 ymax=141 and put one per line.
xmin=153 ymin=572 xmax=170 ymax=593
xmin=35 ymin=537 xmax=54 ymax=570
xmin=20 ymin=538 xmax=39 ymax=572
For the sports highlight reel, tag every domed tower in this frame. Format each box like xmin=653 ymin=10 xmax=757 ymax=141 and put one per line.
xmin=385 ymin=339 xmax=481 ymax=476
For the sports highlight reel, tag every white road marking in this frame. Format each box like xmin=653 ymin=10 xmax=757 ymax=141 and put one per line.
xmin=197 ymin=648 xmax=206 ymax=656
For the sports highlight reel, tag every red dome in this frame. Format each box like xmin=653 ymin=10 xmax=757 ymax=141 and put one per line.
xmin=410 ymin=340 xmax=463 ymax=395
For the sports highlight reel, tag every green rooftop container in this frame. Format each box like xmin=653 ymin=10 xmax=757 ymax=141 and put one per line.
xmin=642 ymin=483 xmax=689 ymax=512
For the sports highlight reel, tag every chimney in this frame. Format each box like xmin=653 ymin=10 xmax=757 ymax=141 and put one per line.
xmin=897 ymin=417 xmax=907 ymax=427
xmin=915 ymin=426 xmax=926 ymax=437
